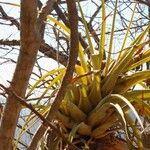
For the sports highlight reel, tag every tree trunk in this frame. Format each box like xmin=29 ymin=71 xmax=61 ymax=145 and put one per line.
xmin=0 ymin=1 xmax=40 ymax=149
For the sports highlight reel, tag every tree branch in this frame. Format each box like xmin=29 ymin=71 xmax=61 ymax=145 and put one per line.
xmin=48 ymin=0 xmax=79 ymax=120
xmin=53 ymin=2 xmax=88 ymax=49
xmin=0 ymin=39 xmax=71 ymax=66
xmin=0 ymin=5 xmax=20 ymax=30
xmin=0 ymin=84 xmax=79 ymax=150
xmin=28 ymin=0 xmax=79 ymax=149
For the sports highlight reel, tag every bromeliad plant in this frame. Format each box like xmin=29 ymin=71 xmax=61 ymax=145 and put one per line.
xmin=17 ymin=1 xmax=150 ymax=150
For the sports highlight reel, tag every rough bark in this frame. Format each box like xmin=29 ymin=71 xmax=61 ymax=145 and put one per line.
xmin=0 ymin=1 xmax=40 ymax=149
xmin=28 ymin=0 xmax=79 ymax=149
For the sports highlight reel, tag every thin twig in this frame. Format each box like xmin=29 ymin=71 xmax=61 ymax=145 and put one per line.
xmin=0 ymin=39 xmax=72 ymax=66
xmin=0 ymin=5 xmax=20 ymax=30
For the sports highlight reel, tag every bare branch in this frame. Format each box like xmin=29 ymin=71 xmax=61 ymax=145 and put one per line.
xmin=0 ymin=5 xmax=20 ymax=30
xmin=0 ymin=84 xmax=79 ymax=150
xmin=47 ymin=0 xmax=79 ymax=120
xmin=28 ymin=0 xmax=79 ymax=149
xmin=0 ymin=39 xmax=70 ymax=66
